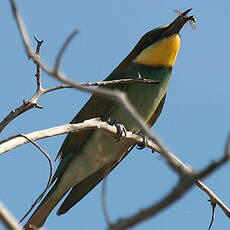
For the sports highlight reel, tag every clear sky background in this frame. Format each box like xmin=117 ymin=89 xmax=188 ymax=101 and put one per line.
xmin=1 ymin=0 xmax=230 ymax=229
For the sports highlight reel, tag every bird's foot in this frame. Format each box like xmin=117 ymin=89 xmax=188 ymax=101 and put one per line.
xmin=114 ymin=123 xmax=127 ymax=142
xmin=137 ymin=72 xmax=143 ymax=79
xmin=136 ymin=136 xmax=148 ymax=150
xmin=106 ymin=118 xmax=127 ymax=142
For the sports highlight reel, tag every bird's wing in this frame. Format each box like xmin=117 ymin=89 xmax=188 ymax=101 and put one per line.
xmin=55 ymin=40 xmax=144 ymax=161
xmin=56 ymin=70 xmax=131 ymax=161
xmin=56 ymin=93 xmax=167 ymax=215
xmin=56 ymin=30 xmax=163 ymax=161
xmin=146 ymin=93 xmax=166 ymax=127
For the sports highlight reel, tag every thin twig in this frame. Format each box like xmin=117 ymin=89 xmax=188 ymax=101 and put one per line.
xmin=34 ymin=36 xmax=43 ymax=55
xmin=0 ymin=202 xmax=22 ymax=230
xmin=196 ymin=180 xmax=230 ymax=217
xmin=82 ymin=78 xmax=160 ymax=86
xmin=208 ymin=201 xmax=216 ymax=230
xmin=16 ymin=134 xmax=53 ymax=223
xmin=41 ymin=78 xmax=160 ymax=94
xmin=0 ymin=36 xmax=45 ymax=134
xmin=0 ymin=102 xmax=41 ymax=134
xmin=33 ymin=36 xmax=43 ymax=90
xmin=54 ymin=30 xmax=79 ymax=73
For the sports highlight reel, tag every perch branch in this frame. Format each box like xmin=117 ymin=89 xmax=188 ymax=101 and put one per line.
xmin=0 ymin=119 xmax=154 ymax=155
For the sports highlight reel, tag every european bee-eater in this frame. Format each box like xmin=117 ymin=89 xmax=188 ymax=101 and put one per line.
xmin=24 ymin=9 xmax=195 ymax=229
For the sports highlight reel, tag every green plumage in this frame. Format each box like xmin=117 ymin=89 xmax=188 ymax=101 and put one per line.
xmin=24 ymin=9 xmax=195 ymax=229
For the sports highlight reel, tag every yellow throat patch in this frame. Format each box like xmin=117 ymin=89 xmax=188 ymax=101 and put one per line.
xmin=134 ymin=34 xmax=180 ymax=67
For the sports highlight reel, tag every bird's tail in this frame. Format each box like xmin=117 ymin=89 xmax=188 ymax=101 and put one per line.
xmin=24 ymin=180 xmax=67 ymax=229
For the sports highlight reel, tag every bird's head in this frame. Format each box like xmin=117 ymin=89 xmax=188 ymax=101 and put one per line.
xmin=133 ymin=9 xmax=196 ymax=67
xmin=162 ymin=8 xmax=196 ymax=37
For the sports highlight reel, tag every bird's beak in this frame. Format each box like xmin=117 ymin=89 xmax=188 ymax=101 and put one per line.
xmin=161 ymin=8 xmax=196 ymax=37
xmin=182 ymin=8 xmax=192 ymax=16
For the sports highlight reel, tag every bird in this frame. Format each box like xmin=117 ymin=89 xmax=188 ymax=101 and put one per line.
xmin=24 ymin=9 xmax=195 ymax=229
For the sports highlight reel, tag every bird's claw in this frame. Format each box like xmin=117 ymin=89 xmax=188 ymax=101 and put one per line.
xmin=136 ymin=136 xmax=148 ymax=150
xmin=106 ymin=118 xmax=112 ymax=125
xmin=137 ymin=72 xmax=143 ymax=79
xmin=114 ymin=124 xmax=127 ymax=142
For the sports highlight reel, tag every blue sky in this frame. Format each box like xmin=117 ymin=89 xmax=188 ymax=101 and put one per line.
xmin=1 ymin=0 xmax=230 ymax=229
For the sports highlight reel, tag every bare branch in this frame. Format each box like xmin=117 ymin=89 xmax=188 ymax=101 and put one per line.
xmin=54 ymin=30 xmax=79 ymax=73
xmin=0 ymin=36 xmax=45 ymax=134
xmin=82 ymin=78 xmax=160 ymax=86
xmin=42 ymin=78 xmax=160 ymax=94
xmin=0 ymin=202 xmax=22 ymax=230
xmin=34 ymin=36 xmax=43 ymax=55
xmin=208 ymin=201 xmax=216 ymax=230
xmin=33 ymin=36 xmax=43 ymax=90
xmin=0 ymin=119 xmax=150 ymax=155
xmin=0 ymin=102 xmax=40 ymax=134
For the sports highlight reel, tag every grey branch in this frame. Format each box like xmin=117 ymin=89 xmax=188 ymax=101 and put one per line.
xmin=41 ymin=78 xmax=160 ymax=93
xmin=33 ymin=36 xmax=43 ymax=90
xmin=0 ymin=119 xmax=150 ymax=155
xmin=54 ymin=30 xmax=79 ymax=73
